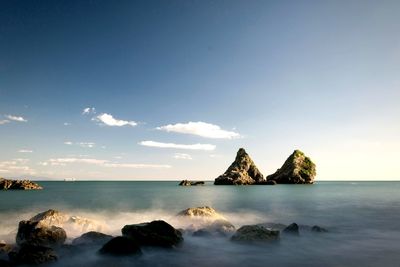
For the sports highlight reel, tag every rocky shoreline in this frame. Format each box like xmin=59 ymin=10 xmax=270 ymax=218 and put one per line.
xmin=0 ymin=207 xmax=327 ymax=266
xmin=0 ymin=178 xmax=43 ymax=190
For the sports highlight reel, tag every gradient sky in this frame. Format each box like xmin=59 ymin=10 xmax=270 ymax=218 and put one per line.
xmin=1 ymin=0 xmax=399 ymax=180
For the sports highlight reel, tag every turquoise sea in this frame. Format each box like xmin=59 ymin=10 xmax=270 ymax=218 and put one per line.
xmin=1 ymin=181 xmax=400 ymax=266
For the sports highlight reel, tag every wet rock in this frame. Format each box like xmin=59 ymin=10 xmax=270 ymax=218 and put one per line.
xmin=0 ymin=259 xmax=12 ymax=267
xmin=16 ymin=220 xmax=66 ymax=247
xmin=256 ymin=180 xmax=277 ymax=185
xmin=99 ymin=236 xmax=142 ymax=256
xmin=283 ymin=223 xmax=299 ymax=235
xmin=177 ymin=206 xmax=227 ymax=221
xmin=122 ymin=220 xmax=183 ymax=248
xmin=179 ymin=180 xmax=205 ymax=186
xmin=193 ymin=220 xmax=236 ymax=237
xmin=267 ymin=150 xmax=316 ymax=184
xmin=231 ymin=225 xmax=279 ymax=242
xmin=214 ymin=148 xmax=264 ymax=185
xmin=0 ymin=178 xmax=43 ymax=190
xmin=28 ymin=209 xmax=106 ymax=234
xmin=9 ymin=245 xmax=57 ymax=265
xmin=72 ymin=231 xmax=113 ymax=246
xmin=311 ymin=225 xmax=328 ymax=232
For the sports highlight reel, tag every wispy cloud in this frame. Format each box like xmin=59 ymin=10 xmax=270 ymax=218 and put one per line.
xmin=157 ymin=121 xmax=240 ymax=139
xmin=63 ymin=122 xmax=71 ymax=126
xmin=5 ymin=115 xmax=27 ymax=122
xmin=94 ymin=113 xmax=137 ymax=127
xmin=44 ymin=157 xmax=170 ymax=169
xmin=64 ymin=141 xmax=96 ymax=148
xmin=173 ymin=153 xmax=193 ymax=160
xmin=0 ymin=120 xmax=10 ymax=125
xmin=18 ymin=149 xmax=33 ymax=153
xmin=139 ymin=140 xmax=216 ymax=151
xmin=82 ymin=107 xmax=96 ymax=115
xmin=0 ymin=160 xmax=36 ymax=175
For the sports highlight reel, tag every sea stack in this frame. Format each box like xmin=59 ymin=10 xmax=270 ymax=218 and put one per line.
xmin=0 ymin=178 xmax=43 ymax=190
xmin=214 ymin=148 xmax=264 ymax=185
xmin=266 ymin=150 xmax=316 ymax=184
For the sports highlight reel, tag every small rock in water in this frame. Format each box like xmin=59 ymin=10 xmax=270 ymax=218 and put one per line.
xmin=179 ymin=180 xmax=205 ymax=186
xmin=177 ymin=206 xmax=226 ymax=220
xmin=72 ymin=231 xmax=113 ymax=246
xmin=0 ymin=177 xmax=43 ymax=190
xmin=283 ymin=223 xmax=299 ymax=235
xmin=122 ymin=220 xmax=183 ymax=248
xmin=99 ymin=236 xmax=142 ymax=256
xmin=231 ymin=225 xmax=279 ymax=242
xmin=311 ymin=225 xmax=328 ymax=232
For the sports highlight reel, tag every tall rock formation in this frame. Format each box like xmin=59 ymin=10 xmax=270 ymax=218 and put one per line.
xmin=266 ymin=150 xmax=316 ymax=184
xmin=214 ymin=148 xmax=264 ymax=185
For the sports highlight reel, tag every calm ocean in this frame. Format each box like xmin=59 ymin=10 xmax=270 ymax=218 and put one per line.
xmin=1 ymin=181 xmax=400 ymax=266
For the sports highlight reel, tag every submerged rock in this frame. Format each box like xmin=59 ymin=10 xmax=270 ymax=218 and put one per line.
xmin=231 ymin=225 xmax=279 ymax=242
xmin=99 ymin=236 xmax=142 ymax=256
xmin=179 ymin=180 xmax=205 ymax=186
xmin=311 ymin=225 xmax=328 ymax=233
xmin=267 ymin=150 xmax=316 ymax=184
xmin=193 ymin=219 xmax=236 ymax=237
xmin=122 ymin=220 xmax=183 ymax=248
xmin=283 ymin=223 xmax=299 ymax=235
xmin=214 ymin=148 xmax=264 ymax=185
xmin=16 ymin=220 xmax=67 ymax=247
xmin=72 ymin=231 xmax=113 ymax=246
xmin=9 ymin=245 xmax=57 ymax=265
xmin=0 ymin=178 xmax=43 ymax=190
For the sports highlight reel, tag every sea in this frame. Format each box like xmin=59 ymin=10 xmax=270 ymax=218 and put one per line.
xmin=1 ymin=181 xmax=400 ymax=267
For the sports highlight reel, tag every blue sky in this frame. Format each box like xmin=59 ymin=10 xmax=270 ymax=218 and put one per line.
xmin=1 ymin=0 xmax=399 ymax=180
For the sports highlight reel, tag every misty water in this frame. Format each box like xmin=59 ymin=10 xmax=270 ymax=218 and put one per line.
xmin=1 ymin=181 xmax=400 ymax=266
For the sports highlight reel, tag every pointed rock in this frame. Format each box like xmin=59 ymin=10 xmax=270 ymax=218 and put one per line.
xmin=214 ymin=148 xmax=264 ymax=185
xmin=267 ymin=150 xmax=316 ymax=184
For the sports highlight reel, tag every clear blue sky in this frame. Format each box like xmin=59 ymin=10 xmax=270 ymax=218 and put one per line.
xmin=1 ymin=0 xmax=399 ymax=180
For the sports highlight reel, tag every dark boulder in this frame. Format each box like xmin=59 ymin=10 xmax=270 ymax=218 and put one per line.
xmin=9 ymin=245 xmax=57 ymax=265
xmin=267 ymin=150 xmax=316 ymax=184
xmin=72 ymin=231 xmax=113 ymax=246
xmin=0 ymin=178 xmax=43 ymax=190
xmin=231 ymin=225 xmax=279 ymax=242
xmin=214 ymin=148 xmax=264 ymax=185
xmin=0 ymin=259 xmax=12 ymax=267
xmin=99 ymin=236 xmax=141 ymax=256
xmin=179 ymin=180 xmax=205 ymax=186
xmin=122 ymin=220 xmax=183 ymax=248
xmin=16 ymin=220 xmax=66 ymax=247
xmin=256 ymin=180 xmax=277 ymax=185
xmin=283 ymin=223 xmax=299 ymax=235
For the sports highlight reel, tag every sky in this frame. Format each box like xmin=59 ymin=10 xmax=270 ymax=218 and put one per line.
xmin=0 ymin=0 xmax=399 ymax=181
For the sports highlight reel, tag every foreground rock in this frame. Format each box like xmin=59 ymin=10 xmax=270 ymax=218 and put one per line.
xmin=122 ymin=220 xmax=183 ymax=248
xmin=9 ymin=245 xmax=57 ymax=265
xmin=16 ymin=220 xmax=67 ymax=247
xmin=193 ymin=220 xmax=236 ymax=237
xmin=0 ymin=178 xmax=43 ymax=190
xmin=231 ymin=225 xmax=279 ymax=242
xmin=72 ymin=231 xmax=113 ymax=246
xmin=27 ymin=209 xmax=106 ymax=234
xmin=267 ymin=150 xmax=316 ymax=184
xmin=99 ymin=236 xmax=141 ymax=256
xmin=214 ymin=148 xmax=264 ymax=185
xmin=179 ymin=180 xmax=205 ymax=186
xmin=311 ymin=225 xmax=328 ymax=232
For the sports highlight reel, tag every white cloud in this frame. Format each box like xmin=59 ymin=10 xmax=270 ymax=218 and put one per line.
xmin=18 ymin=149 xmax=33 ymax=153
xmin=82 ymin=107 xmax=96 ymax=115
xmin=0 ymin=120 xmax=10 ymax=125
xmin=64 ymin=141 xmax=73 ymax=145
xmin=94 ymin=113 xmax=137 ymax=127
xmin=44 ymin=158 xmax=170 ymax=169
xmin=0 ymin=160 xmax=36 ymax=175
xmin=78 ymin=142 xmax=96 ymax=148
xmin=63 ymin=122 xmax=71 ymax=126
xmin=5 ymin=115 xmax=27 ymax=122
xmin=157 ymin=121 xmax=240 ymax=139
xmin=173 ymin=153 xmax=193 ymax=160
xmin=139 ymin=141 xmax=216 ymax=151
